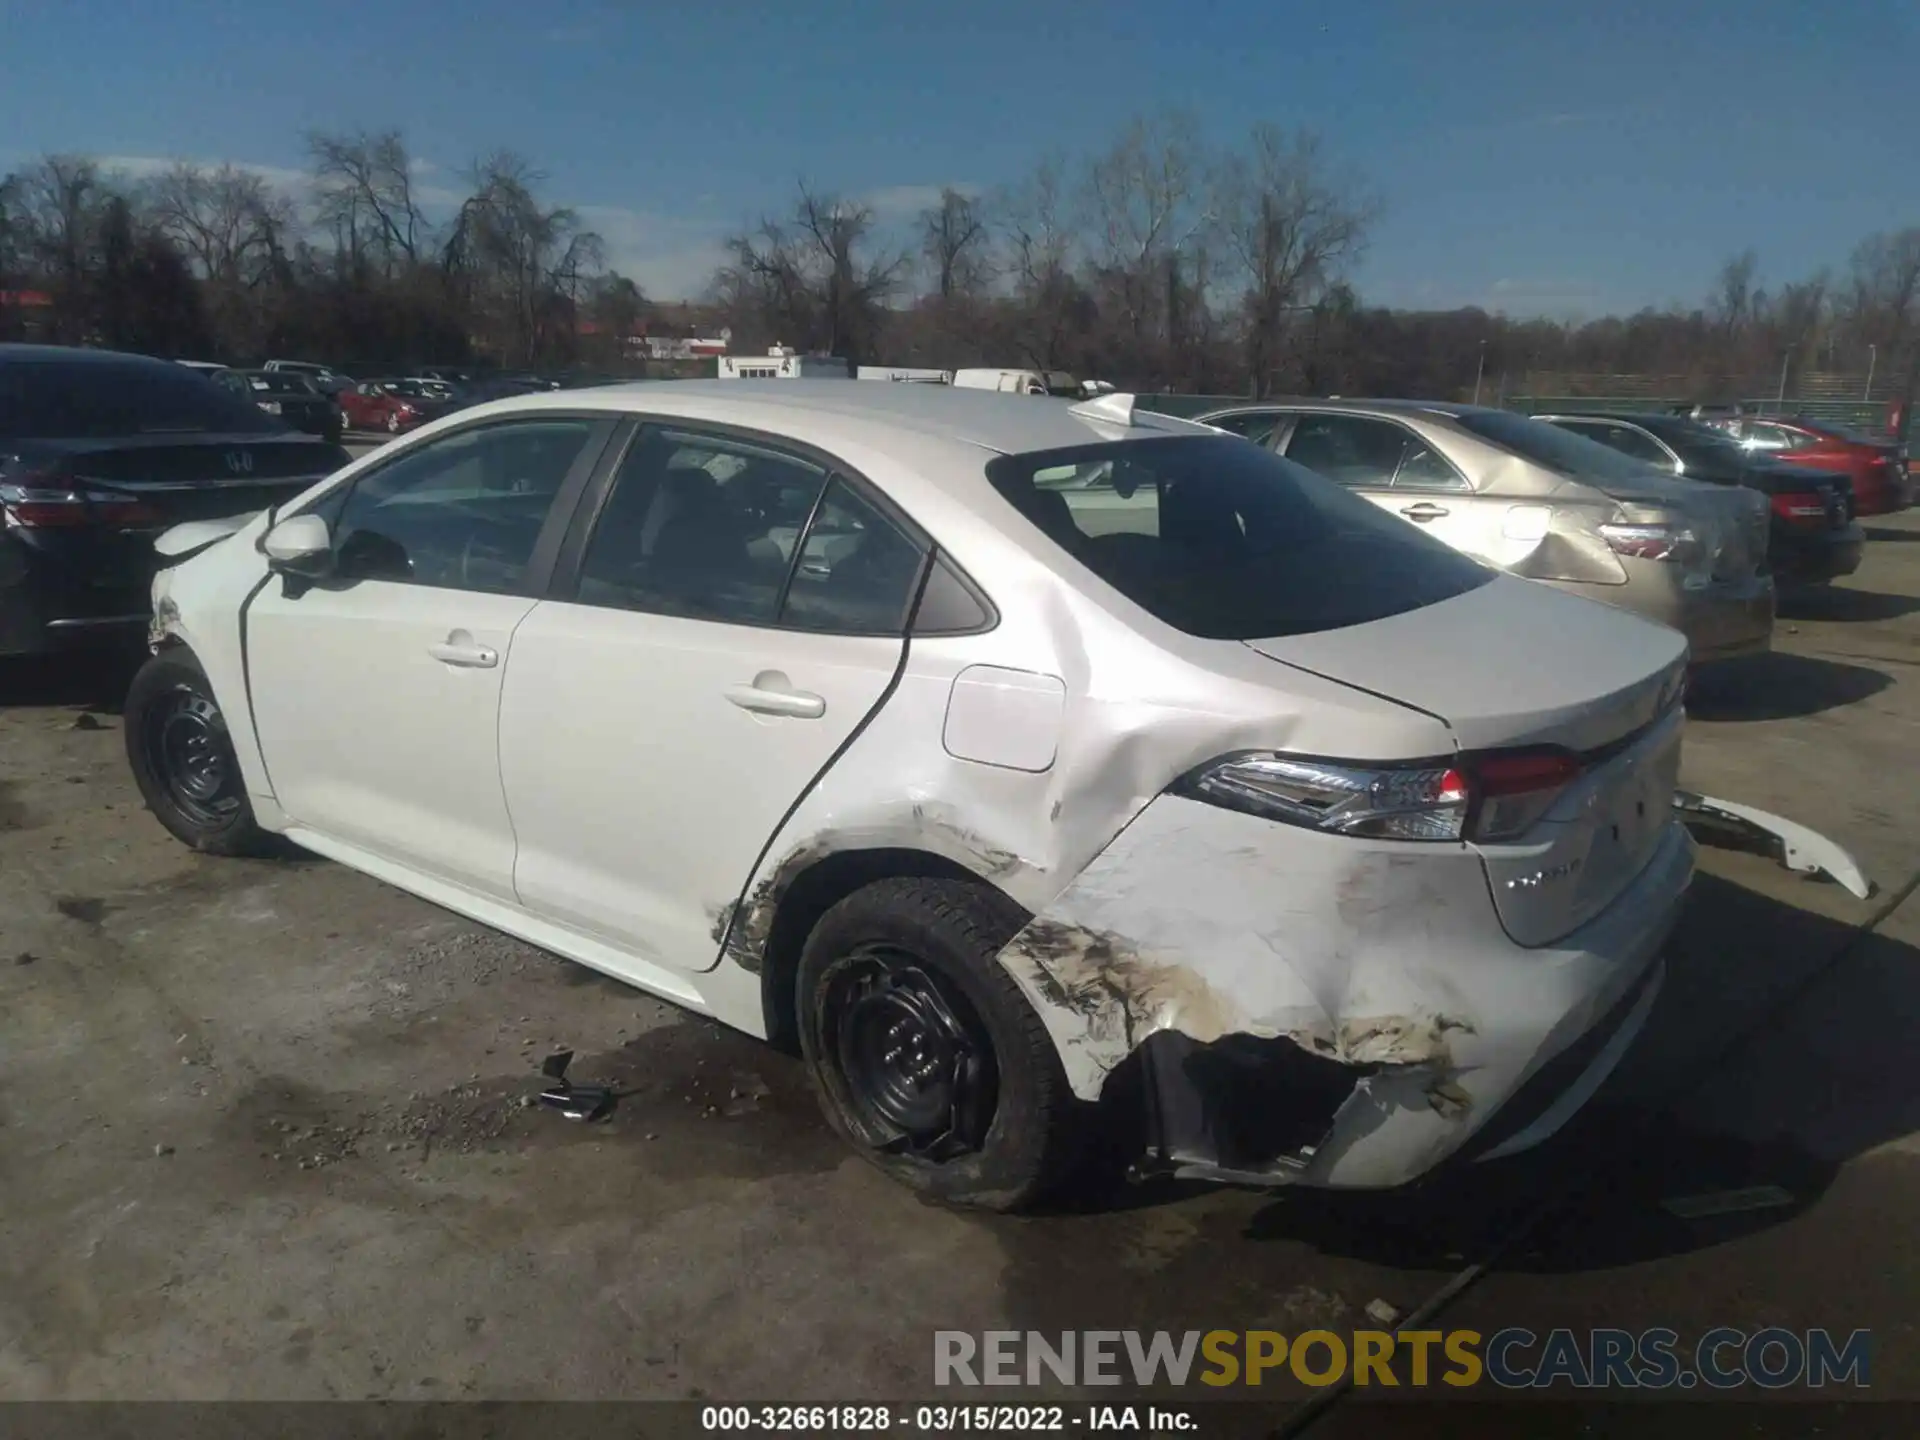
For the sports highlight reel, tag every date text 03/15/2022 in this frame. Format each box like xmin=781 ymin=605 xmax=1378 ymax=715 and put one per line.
xmin=701 ymin=1405 xmax=1197 ymax=1432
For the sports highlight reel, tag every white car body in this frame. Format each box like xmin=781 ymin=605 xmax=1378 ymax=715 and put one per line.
xmin=142 ymin=381 xmax=1824 ymax=1196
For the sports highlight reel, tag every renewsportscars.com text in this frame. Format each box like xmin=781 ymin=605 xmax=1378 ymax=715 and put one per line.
xmin=934 ymin=1328 xmax=1872 ymax=1390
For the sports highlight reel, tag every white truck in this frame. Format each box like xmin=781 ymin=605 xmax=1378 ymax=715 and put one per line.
xmin=951 ymin=368 xmax=1110 ymax=398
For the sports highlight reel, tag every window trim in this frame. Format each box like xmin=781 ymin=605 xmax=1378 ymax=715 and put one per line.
xmin=290 ymin=410 xmax=622 ymax=598
xmin=550 ymin=415 xmax=992 ymax=639
xmin=1540 ymin=415 xmax=1680 ymax=472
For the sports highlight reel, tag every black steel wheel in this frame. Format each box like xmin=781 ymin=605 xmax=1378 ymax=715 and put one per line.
xmin=141 ymin=685 xmax=242 ymax=826
xmin=796 ymin=877 xmax=1080 ymax=1211
xmin=124 ymin=649 xmax=274 ymax=856
xmin=824 ymin=945 xmax=997 ymax=1161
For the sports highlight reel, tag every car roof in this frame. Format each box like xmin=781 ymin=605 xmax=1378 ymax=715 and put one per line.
xmin=1536 ymin=410 xmax=1691 ymax=427
xmin=1196 ymin=396 xmax=1502 ymax=424
xmin=0 ymin=343 xmax=178 ymax=368
xmin=471 ymin=379 xmax=1208 ymax=456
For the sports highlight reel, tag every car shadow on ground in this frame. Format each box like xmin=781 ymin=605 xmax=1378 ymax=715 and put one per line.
xmin=1684 ymin=652 xmax=1891 ymax=722
xmin=1863 ymin=524 xmax=1920 ymax=544
xmin=1240 ymin=873 xmax=1917 ymax=1273
xmin=1777 ymin=585 xmax=1920 ymax=622
xmin=0 ymin=648 xmax=143 ymax=714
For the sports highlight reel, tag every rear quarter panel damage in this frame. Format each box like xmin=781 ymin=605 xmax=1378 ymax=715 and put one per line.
xmin=993 ymin=794 xmax=1693 ymax=1187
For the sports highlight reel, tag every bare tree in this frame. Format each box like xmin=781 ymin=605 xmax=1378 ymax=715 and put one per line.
xmin=308 ymin=129 xmax=427 ymax=276
xmin=919 ymin=187 xmax=989 ymax=300
xmin=146 ymin=163 xmax=289 ymax=286
xmin=445 ymin=152 xmax=604 ymax=364
xmin=1711 ymin=249 xmax=1760 ymax=342
xmin=1211 ymin=126 xmax=1374 ymax=397
xmin=996 ymin=156 xmax=1091 ymax=371
xmin=1842 ymin=228 xmax=1920 ymax=395
xmin=1082 ymin=111 xmax=1209 ymax=366
xmin=715 ymin=184 xmax=904 ymax=363
xmin=10 ymin=156 xmax=110 ymax=340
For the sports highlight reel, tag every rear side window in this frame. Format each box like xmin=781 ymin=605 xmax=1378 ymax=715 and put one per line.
xmin=0 ymin=358 xmax=287 ymax=440
xmin=986 ymin=435 xmax=1493 ymax=640
xmin=1452 ymin=409 xmax=1662 ymax=485
xmin=573 ymin=426 xmax=929 ymax=634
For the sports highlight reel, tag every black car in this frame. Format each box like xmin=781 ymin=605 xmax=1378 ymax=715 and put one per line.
xmin=0 ymin=345 xmax=353 ymax=657
xmin=1536 ymin=411 xmax=1864 ymax=584
xmin=217 ymin=368 xmax=344 ymax=443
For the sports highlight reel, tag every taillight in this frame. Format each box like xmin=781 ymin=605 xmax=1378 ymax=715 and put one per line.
xmin=1469 ymin=749 xmax=1585 ymax=842
xmin=1176 ymin=747 xmax=1587 ymax=845
xmin=1769 ymin=491 xmax=1827 ymax=526
xmin=1176 ymin=754 xmax=1471 ymax=841
xmin=0 ymin=482 xmax=162 ymax=529
xmin=1598 ymin=521 xmax=1702 ymax=565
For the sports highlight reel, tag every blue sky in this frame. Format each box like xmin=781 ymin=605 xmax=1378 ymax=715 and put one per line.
xmin=3 ymin=0 xmax=1915 ymax=314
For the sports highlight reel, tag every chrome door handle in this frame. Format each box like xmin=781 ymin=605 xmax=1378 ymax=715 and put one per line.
xmin=1399 ymin=503 xmax=1450 ymax=522
xmin=725 ymin=683 xmax=826 ymax=719
xmin=428 ymin=641 xmax=498 ymax=668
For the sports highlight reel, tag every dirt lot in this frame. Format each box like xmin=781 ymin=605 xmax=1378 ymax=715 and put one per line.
xmin=1 ymin=513 xmax=1916 ymax=1421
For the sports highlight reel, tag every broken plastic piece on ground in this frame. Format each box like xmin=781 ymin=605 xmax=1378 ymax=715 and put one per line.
xmin=534 ymin=1048 xmax=617 ymax=1123
xmin=1672 ymin=791 xmax=1872 ymax=900
xmin=1660 ymin=1184 xmax=1796 ymax=1220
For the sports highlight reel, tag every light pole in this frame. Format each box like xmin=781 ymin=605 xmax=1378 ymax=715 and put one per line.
xmin=1865 ymin=344 xmax=1878 ymax=401
xmin=1472 ymin=340 xmax=1487 ymax=405
xmin=1776 ymin=347 xmax=1792 ymax=405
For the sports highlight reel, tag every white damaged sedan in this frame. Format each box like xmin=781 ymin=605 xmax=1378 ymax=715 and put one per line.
xmin=127 ymin=381 xmax=1854 ymax=1209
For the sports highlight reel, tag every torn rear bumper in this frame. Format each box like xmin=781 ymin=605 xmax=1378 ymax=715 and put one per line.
xmin=996 ymin=794 xmax=1695 ymax=1189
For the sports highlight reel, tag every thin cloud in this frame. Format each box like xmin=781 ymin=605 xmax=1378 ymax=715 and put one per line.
xmin=92 ymin=153 xmax=309 ymax=193
xmin=860 ymin=182 xmax=979 ymax=218
xmin=575 ymin=203 xmax=732 ymax=298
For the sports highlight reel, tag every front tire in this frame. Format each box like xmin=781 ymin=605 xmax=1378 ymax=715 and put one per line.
xmin=797 ymin=877 xmax=1079 ymax=1211
xmin=124 ymin=649 xmax=274 ymax=856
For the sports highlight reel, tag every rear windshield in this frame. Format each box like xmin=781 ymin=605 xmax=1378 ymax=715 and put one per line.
xmin=985 ymin=435 xmax=1494 ymax=640
xmin=1454 ymin=409 xmax=1658 ymax=486
xmin=242 ymin=372 xmax=317 ymax=395
xmin=0 ymin=358 xmax=287 ymax=440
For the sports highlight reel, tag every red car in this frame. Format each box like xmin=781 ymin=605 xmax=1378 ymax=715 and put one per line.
xmin=338 ymin=379 xmax=453 ymax=435
xmin=1725 ymin=415 xmax=1913 ymax=516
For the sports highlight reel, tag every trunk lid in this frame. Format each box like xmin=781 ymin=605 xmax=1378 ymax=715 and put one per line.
xmin=11 ymin=435 xmax=346 ymax=587
xmin=1242 ymin=573 xmax=1687 ymax=753
xmin=1244 ymin=575 xmax=1689 ymax=947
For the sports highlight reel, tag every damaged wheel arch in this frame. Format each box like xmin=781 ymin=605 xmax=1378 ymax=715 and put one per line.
xmin=728 ymin=844 xmax=1027 ymax=1053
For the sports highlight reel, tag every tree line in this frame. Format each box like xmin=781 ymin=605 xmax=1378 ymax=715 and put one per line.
xmin=2 ymin=115 xmax=1915 ymax=404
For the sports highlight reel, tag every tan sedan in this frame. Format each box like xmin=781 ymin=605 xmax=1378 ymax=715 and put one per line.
xmin=1201 ymin=400 xmax=1774 ymax=663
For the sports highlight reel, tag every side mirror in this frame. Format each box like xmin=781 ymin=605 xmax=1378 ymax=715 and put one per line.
xmin=263 ymin=513 xmax=333 ymax=578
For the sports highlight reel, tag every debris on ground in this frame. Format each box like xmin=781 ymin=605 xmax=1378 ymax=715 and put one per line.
xmin=13 ymin=952 xmax=34 ymax=966
xmin=1364 ymin=1298 xmax=1402 ymax=1326
xmin=69 ymin=713 xmax=104 ymax=731
xmin=1660 ymin=1185 xmax=1797 ymax=1220
xmin=535 ymin=1049 xmax=616 ymax=1123
xmin=152 ymin=1143 xmax=175 ymax=1158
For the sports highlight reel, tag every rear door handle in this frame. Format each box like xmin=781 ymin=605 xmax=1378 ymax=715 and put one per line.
xmin=725 ymin=680 xmax=826 ymax=719
xmin=428 ymin=641 xmax=498 ymax=668
xmin=1400 ymin=502 xmax=1450 ymax=522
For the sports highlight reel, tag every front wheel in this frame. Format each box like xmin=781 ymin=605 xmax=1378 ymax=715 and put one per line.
xmin=124 ymin=649 xmax=274 ymax=856
xmin=797 ymin=877 xmax=1080 ymax=1211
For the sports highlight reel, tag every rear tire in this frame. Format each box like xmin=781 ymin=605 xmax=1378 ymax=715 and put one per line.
xmin=124 ymin=648 xmax=274 ymax=856
xmin=796 ymin=877 xmax=1079 ymax=1211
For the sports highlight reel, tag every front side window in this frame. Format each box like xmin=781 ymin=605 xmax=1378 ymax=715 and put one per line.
xmin=986 ymin=435 xmax=1493 ymax=640
xmin=325 ymin=419 xmax=596 ymax=592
